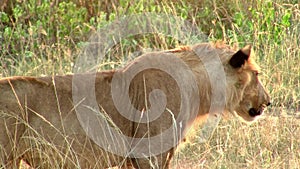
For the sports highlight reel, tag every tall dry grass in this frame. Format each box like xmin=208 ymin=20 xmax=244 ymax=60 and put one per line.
xmin=0 ymin=0 xmax=299 ymax=168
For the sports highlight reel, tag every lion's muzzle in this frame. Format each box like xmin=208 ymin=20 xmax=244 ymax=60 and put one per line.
xmin=249 ymin=108 xmax=262 ymax=117
xmin=248 ymin=102 xmax=271 ymax=117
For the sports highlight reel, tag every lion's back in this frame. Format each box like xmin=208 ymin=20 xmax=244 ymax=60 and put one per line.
xmin=0 ymin=75 xmax=130 ymax=168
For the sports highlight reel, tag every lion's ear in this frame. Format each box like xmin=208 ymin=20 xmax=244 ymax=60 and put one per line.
xmin=229 ymin=45 xmax=251 ymax=68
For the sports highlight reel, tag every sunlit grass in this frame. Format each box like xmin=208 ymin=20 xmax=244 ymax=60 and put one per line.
xmin=173 ymin=109 xmax=300 ymax=169
xmin=0 ymin=0 xmax=299 ymax=168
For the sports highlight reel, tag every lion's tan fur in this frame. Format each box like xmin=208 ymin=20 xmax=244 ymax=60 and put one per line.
xmin=0 ymin=43 xmax=270 ymax=169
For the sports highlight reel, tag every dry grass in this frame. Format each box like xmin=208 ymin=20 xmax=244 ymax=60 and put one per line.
xmin=173 ymin=108 xmax=300 ymax=169
xmin=0 ymin=0 xmax=299 ymax=168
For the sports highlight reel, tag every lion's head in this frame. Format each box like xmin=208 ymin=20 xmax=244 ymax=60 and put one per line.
xmin=175 ymin=43 xmax=271 ymax=122
xmin=227 ymin=45 xmax=271 ymax=121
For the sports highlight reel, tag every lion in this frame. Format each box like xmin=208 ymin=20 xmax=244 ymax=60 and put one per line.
xmin=0 ymin=43 xmax=271 ymax=169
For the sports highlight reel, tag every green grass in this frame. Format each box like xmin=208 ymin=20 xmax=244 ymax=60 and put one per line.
xmin=0 ymin=0 xmax=299 ymax=168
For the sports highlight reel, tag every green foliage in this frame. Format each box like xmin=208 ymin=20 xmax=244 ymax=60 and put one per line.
xmin=0 ymin=0 xmax=299 ymax=168
xmin=55 ymin=2 xmax=89 ymax=39
xmin=0 ymin=12 xmax=10 ymax=23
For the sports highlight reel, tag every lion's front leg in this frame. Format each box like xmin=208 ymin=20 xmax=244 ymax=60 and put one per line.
xmin=0 ymin=112 xmax=25 ymax=169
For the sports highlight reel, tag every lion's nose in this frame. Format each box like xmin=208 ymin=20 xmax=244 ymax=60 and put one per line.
xmin=266 ymin=102 xmax=271 ymax=106
xmin=249 ymin=108 xmax=262 ymax=117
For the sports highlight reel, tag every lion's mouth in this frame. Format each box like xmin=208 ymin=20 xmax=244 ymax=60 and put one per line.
xmin=248 ymin=105 xmax=267 ymax=117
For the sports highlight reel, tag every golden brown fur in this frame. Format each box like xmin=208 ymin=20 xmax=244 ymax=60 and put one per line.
xmin=0 ymin=43 xmax=270 ymax=168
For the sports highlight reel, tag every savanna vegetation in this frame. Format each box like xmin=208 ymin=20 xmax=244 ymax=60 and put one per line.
xmin=0 ymin=0 xmax=299 ymax=168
